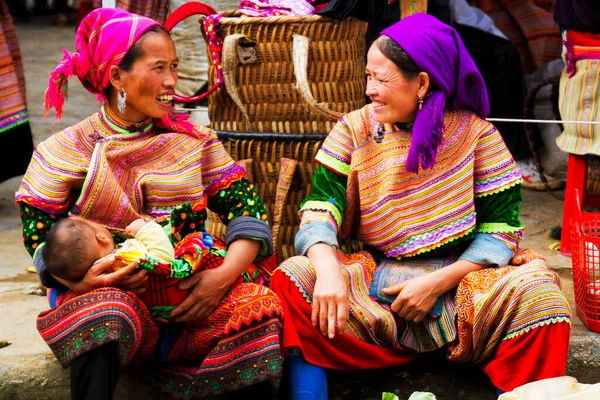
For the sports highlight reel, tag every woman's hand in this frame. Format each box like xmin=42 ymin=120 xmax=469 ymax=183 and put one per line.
xmin=170 ymin=267 xmax=230 ymax=322
xmin=307 ymin=243 xmax=349 ymax=339
xmin=383 ymin=259 xmax=486 ymax=323
xmin=53 ymin=257 xmax=148 ymax=295
xmin=383 ymin=273 xmax=441 ymax=323
xmin=170 ymin=238 xmax=261 ymax=322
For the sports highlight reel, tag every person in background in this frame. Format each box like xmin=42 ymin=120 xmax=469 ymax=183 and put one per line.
xmin=77 ymin=0 xmax=169 ymax=26
xmin=270 ymin=13 xmax=571 ymax=400
xmin=17 ymin=8 xmax=282 ymax=399
xmin=0 ymin=0 xmax=34 ymax=182
xmin=554 ymin=0 xmax=600 ymax=159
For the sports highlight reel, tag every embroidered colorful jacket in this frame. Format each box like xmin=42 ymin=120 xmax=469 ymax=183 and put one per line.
xmin=297 ymin=105 xmax=524 ymax=266
xmin=16 ymin=106 xmax=271 ymax=285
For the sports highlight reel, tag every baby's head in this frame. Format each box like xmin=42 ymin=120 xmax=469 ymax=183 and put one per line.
xmin=43 ymin=217 xmax=115 ymax=281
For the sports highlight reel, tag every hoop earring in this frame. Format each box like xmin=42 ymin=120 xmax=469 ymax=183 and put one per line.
xmin=418 ymin=95 xmax=424 ymax=111
xmin=117 ymin=88 xmax=127 ymax=114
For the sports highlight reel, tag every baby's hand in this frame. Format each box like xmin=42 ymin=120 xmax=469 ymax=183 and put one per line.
xmin=125 ymin=218 xmax=147 ymax=237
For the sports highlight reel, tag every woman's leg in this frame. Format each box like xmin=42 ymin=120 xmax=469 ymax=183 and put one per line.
xmin=150 ymin=283 xmax=284 ymax=398
xmin=448 ymin=259 xmax=571 ymax=392
xmin=70 ymin=341 xmax=121 ymax=400
xmin=37 ymin=288 xmax=159 ymax=398
xmin=271 ymin=255 xmax=417 ymax=400
xmin=482 ymin=322 xmax=570 ymax=391
xmin=285 ymin=347 xmax=328 ymax=400
xmin=270 ymin=257 xmax=417 ymax=370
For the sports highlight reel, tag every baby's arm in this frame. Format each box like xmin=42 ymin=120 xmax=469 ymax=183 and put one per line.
xmin=125 ymin=219 xmax=148 ymax=237
xmin=134 ymin=220 xmax=175 ymax=264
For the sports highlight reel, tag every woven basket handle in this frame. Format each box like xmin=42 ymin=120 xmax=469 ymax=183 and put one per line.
xmin=164 ymin=2 xmax=219 ymax=103
xmin=222 ymin=34 xmax=344 ymax=124
xmin=292 ymin=34 xmax=343 ymax=121
xmin=222 ymin=34 xmax=253 ymax=130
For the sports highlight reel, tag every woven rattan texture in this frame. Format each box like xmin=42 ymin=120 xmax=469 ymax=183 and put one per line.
xmin=208 ymin=13 xmax=367 ymax=134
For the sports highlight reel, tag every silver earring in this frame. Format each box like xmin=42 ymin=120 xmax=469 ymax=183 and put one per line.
xmin=374 ymin=123 xmax=385 ymax=143
xmin=117 ymin=88 xmax=127 ymax=114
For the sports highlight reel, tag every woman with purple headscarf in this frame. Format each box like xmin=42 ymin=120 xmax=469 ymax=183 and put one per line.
xmin=270 ymin=13 xmax=571 ymax=399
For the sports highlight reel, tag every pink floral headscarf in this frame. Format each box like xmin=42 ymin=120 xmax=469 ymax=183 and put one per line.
xmin=44 ymin=8 xmax=198 ymax=135
xmin=44 ymin=8 xmax=160 ymax=121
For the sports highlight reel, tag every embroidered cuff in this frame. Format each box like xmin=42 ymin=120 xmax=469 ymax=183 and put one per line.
xmin=225 ymin=216 xmax=273 ymax=260
xmin=458 ymin=233 xmax=514 ymax=268
xmin=295 ymin=221 xmax=339 ymax=256
xmin=34 ymin=244 xmax=64 ymax=289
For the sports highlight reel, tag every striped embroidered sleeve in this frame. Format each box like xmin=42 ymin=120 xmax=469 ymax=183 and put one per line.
xmin=295 ymin=165 xmax=348 ymax=255
xmin=15 ymin=130 xmax=89 ymax=214
xmin=471 ymin=123 xmax=525 ymax=258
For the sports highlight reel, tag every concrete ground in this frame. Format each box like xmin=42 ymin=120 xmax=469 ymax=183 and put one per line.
xmin=1 ymin=13 xmax=600 ymax=400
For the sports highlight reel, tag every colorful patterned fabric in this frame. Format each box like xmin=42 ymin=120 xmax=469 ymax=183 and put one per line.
xmin=77 ymin=0 xmax=170 ymax=25
xmin=0 ymin=1 xmax=28 ymax=134
xmin=0 ymin=0 xmax=34 ymax=182
xmin=272 ymin=249 xmax=571 ymax=390
xmin=16 ymin=106 xmax=244 ymax=230
xmin=469 ymin=0 xmax=561 ymax=73
xmin=136 ymin=234 xmax=226 ymax=318
xmin=37 ymin=282 xmax=283 ymax=398
xmin=448 ymin=257 xmax=571 ymax=364
xmin=398 ymin=0 xmax=428 ymax=19
xmin=278 ymin=251 xmax=457 ymax=352
xmin=202 ymin=15 xmax=225 ymax=93
xmin=556 ymin=30 xmax=600 ymax=156
xmin=238 ymin=0 xmax=315 ymax=16
xmin=311 ymin=106 xmax=523 ymax=258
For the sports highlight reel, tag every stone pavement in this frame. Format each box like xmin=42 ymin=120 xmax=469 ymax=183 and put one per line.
xmin=1 ymin=14 xmax=600 ymax=400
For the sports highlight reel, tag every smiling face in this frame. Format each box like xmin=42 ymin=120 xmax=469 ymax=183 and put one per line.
xmin=109 ymin=30 xmax=179 ymax=122
xmin=365 ymin=45 xmax=421 ymax=124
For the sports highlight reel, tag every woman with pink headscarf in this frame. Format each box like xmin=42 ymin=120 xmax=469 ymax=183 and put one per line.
xmin=16 ymin=8 xmax=282 ymax=399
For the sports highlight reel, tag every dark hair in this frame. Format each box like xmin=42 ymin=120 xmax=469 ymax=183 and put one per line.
xmin=105 ymin=26 xmax=170 ymax=98
xmin=373 ymin=35 xmax=421 ymax=80
xmin=119 ymin=26 xmax=170 ymax=71
xmin=42 ymin=218 xmax=98 ymax=281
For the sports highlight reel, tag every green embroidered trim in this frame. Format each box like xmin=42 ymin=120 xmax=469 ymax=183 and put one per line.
xmin=149 ymin=306 xmax=175 ymax=319
xmin=476 ymin=223 xmax=523 ymax=234
xmin=315 ymin=151 xmax=350 ymax=176
xmin=138 ymin=255 xmax=194 ymax=278
xmin=100 ymin=106 xmax=154 ymax=136
xmin=0 ymin=115 xmax=29 ymax=134
xmin=299 ymin=200 xmax=343 ymax=228
xmin=138 ymin=255 xmax=159 ymax=273
xmin=475 ymin=178 xmax=523 ymax=198
xmin=168 ymin=259 xmax=194 ymax=278
xmin=501 ymin=317 xmax=571 ymax=341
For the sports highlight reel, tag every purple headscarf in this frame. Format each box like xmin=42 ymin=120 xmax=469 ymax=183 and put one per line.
xmin=381 ymin=13 xmax=490 ymax=173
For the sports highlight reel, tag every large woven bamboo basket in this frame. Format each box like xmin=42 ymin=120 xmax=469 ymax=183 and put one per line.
xmin=207 ymin=11 xmax=368 ymax=134
xmin=206 ymin=134 xmax=361 ymax=263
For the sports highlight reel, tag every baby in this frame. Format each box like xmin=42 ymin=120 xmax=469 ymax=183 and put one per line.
xmin=43 ymin=217 xmax=175 ymax=281
xmin=42 ymin=215 xmax=216 ymax=319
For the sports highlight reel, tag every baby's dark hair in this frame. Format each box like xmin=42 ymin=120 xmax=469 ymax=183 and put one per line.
xmin=42 ymin=218 xmax=98 ymax=282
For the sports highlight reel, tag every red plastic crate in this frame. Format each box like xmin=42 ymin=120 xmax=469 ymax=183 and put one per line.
xmin=571 ymin=192 xmax=600 ymax=333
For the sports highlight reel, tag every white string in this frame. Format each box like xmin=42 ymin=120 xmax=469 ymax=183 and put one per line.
xmin=486 ymin=117 xmax=600 ymax=125
xmin=172 ymin=107 xmax=600 ymax=125
xmin=173 ymin=106 xmax=207 ymax=113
